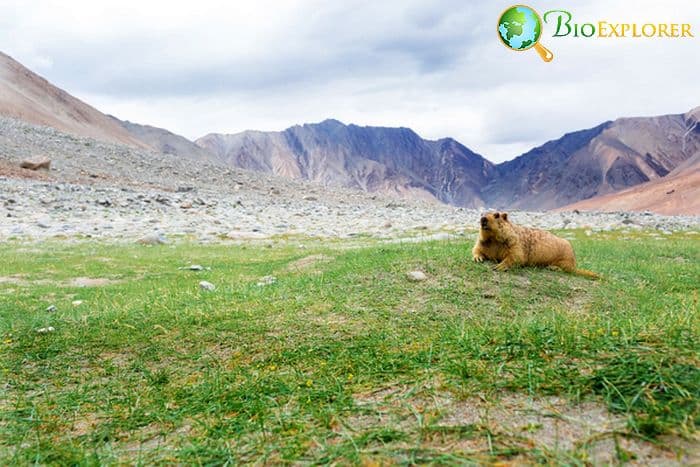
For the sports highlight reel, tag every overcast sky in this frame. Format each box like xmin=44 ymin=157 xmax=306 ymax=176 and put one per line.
xmin=1 ymin=0 xmax=698 ymax=162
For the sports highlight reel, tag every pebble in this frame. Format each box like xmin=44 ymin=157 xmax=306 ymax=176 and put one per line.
xmin=72 ymin=300 xmax=83 ymax=307
xmin=199 ymin=281 xmax=216 ymax=291
xmin=256 ymin=275 xmax=277 ymax=286
xmin=36 ymin=326 xmax=55 ymax=334
xmin=406 ymin=270 xmax=428 ymax=282
xmin=46 ymin=304 xmax=57 ymax=313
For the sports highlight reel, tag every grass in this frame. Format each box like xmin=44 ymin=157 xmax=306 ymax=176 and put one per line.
xmin=0 ymin=230 xmax=698 ymax=464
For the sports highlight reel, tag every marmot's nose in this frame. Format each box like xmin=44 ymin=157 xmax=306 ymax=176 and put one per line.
xmin=480 ymin=216 xmax=487 ymax=225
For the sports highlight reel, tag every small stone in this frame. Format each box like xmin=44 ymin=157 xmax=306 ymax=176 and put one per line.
xmin=226 ymin=230 xmax=268 ymax=240
xmin=46 ymin=305 xmax=57 ymax=313
xmin=180 ymin=265 xmax=204 ymax=271
xmin=406 ymin=270 xmax=427 ymax=282
xmin=36 ymin=326 xmax=55 ymax=334
xmin=37 ymin=218 xmax=51 ymax=229
xmin=303 ymin=195 xmax=317 ymax=201
xmin=137 ymin=233 xmax=168 ymax=245
xmin=199 ymin=281 xmax=216 ymax=291
xmin=72 ymin=300 xmax=83 ymax=307
xmin=256 ymin=275 xmax=277 ymax=287
xmin=180 ymin=201 xmax=193 ymax=209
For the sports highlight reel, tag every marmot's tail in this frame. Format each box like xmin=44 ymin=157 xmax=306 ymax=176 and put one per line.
xmin=575 ymin=269 xmax=600 ymax=280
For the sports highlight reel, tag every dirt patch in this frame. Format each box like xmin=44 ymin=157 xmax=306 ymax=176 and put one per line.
xmin=69 ymin=277 xmax=121 ymax=287
xmin=0 ymin=275 xmax=29 ymax=286
xmin=0 ymin=160 xmax=54 ymax=181
xmin=342 ymin=385 xmax=695 ymax=464
xmin=68 ymin=411 xmax=101 ymax=437
xmin=0 ymin=276 xmax=122 ymax=288
xmin=286 ymin=254 xmax=334 ymax=273
xmin=100 ymin=351 xmax=133 ymax=369
xmin=118 ymin=420 xmax=196 ymax=458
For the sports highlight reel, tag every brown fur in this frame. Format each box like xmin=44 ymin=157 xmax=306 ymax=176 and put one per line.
xmin=472 ymin=212 xmax=599 ymax=279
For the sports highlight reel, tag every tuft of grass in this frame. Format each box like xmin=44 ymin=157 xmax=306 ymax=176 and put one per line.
xmin=0 ymin=230 xmax=698 ymax=464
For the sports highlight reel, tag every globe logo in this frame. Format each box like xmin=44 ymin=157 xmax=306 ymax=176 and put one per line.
xmin=498 ymin=5 xmax=554 ymax=62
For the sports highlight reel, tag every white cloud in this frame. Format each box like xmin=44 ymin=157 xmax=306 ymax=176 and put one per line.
xmin=1 ymin=0 xmax=698 ymax=162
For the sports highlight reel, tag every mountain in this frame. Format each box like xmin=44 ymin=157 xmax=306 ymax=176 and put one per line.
xmin=559 ymin=156 xmax=699 ymax=216
xmin=111 ymin=117 xmax=217 ymax=162
xmin=0 ymin=51 xmax=147 ymax=148
xmin=196 ymin=119 xmax=495 ymax=207
xmin=482 ymin=108 xmax=700 ymax=210
xmin=2 ymin=51 xmax=697 ymax=213
xmin=559 ymin=110 xmax=700 ymax=215
xmin=198 ymin=109 xmax=699 ymax=212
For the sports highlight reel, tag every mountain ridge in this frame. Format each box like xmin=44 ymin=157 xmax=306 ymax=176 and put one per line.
xmin=196 ymin=119 xmax=496 ymax=208
xmin=1 ymin=50 xmax=697 ymax=214
xmin=0 ymin=52 xmax=148 ymax=149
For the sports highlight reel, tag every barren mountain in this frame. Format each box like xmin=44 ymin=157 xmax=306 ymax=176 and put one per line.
xmin=112 ymin=117 xmax=217 ymax=162
xmin=196 ymin=119 xmax=495 ymax=207
xmin=559 ymin=156 xmax=699 ymax=215
xmin=560 ymin=110 xmax=700 ymax=215
xmin=482 ymin=108 xmax=700 ymax=210
xmin=0 ymin=52 xmax=147 ymax=148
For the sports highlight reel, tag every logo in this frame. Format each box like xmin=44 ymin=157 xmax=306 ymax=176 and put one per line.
xmin=498 ymin=5 xmax=694 ymax=63
xmin=497 ymin=5 xmax=553 ymax=62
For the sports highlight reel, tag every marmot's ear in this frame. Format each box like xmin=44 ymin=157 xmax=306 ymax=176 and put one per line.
xmin=494 ymin=212 xmax=500 ymax=218
xmin=502 ymin=212 xmax=508 ymax=221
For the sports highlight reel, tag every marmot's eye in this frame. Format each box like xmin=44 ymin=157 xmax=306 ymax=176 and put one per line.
xmin=494 ymin=213 xmax=500 ymax=218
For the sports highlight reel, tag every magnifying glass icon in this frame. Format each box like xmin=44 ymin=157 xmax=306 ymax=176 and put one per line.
xmin=498 ymin=5 xmax=554 ymax=62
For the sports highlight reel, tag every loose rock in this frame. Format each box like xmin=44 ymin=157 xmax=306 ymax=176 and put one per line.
xmin=199 ymin=281 xmax=216 ymax=291
xmin=20 ymin=156 xmax=51 ymax=170
xmin=406 ymin=270 xmax=427 ymax=282
xmin=257 ymin=275 xmax=277 ymax=286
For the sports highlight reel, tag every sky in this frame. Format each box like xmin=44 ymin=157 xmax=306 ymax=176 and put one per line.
xmin=1 ymin=0 xmax=698 ymax=162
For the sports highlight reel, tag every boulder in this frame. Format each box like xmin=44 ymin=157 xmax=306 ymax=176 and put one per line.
xmin=20 ymin=157 xmax=51 ymax=171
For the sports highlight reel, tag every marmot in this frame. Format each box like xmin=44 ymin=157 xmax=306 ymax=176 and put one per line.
xmin=472 ymin=212 xmax=599 ymax=279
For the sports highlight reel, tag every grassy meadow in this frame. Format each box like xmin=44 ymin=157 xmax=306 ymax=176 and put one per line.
xmin=0 ymin=230 xmax=698 ymax=464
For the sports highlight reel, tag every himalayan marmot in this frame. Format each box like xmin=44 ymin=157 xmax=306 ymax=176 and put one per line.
xmin=472 ymin=212 xmax=599 ymax=278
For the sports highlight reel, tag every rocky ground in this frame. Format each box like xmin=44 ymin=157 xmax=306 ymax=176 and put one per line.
xmin=1 ymin=116 xmax=699 ymax=242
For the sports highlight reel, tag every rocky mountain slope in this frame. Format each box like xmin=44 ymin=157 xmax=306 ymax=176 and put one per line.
xmin=482 ymin=108 xmax=700 ymax=210
xmin=560 ymin=112 xmax=700 ymax=215
xmin=0 ymin=52 xmax=147 ymax=148
xmin=560 ymin=156 xmax=699 ymax=216
xmin=112 ymin=117 xmax=217 ymax=162
xmin=196 ymin=119 xmax=495 ymax=208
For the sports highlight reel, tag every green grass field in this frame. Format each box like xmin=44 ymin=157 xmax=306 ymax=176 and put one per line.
xmin=1 ymin=231 xmax=698 ymax=465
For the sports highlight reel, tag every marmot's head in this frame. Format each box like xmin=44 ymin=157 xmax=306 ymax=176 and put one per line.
xmin=479 ymin=212 xmax=510 ymax=239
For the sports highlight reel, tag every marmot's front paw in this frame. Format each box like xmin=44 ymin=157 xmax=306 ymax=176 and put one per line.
xmin=494 ymin=262 xmax=510 ymax=272
xmin=473 ymin=254 xmax=485 ymax=263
